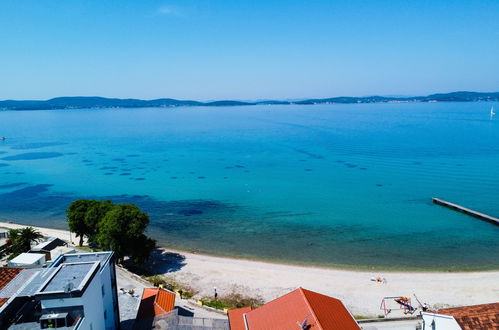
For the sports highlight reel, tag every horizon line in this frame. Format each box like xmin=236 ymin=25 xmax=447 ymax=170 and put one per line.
xmin=1 ymin=90 xmax=499 ymax=103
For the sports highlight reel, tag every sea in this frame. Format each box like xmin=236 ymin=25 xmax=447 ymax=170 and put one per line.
xmin=0 ymin=102 xmax=498 ymax=270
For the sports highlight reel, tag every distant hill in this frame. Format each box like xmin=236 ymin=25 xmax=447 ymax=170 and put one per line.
xmin=295 ymin=92 xmax=499 ymax=105
xmin=0 ymin=91 xmax=497 ymax=110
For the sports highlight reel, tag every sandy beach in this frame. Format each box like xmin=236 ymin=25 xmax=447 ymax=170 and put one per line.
xmin=1 ymin=221 xmax=498 ymax=317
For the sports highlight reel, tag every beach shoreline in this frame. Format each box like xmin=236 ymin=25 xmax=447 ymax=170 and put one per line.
xmin=156 ymin=241 xmax=499 ymax=273
xmin=1 ymin=221 xmax=498 ymax=316
xmin=2 ymin=216 xmax=497 ymax=273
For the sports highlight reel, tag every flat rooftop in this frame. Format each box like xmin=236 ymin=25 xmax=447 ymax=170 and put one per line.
xmin=53 ymin=252 xmax=112 ymax=268
xmin=31 ymin=237 xmax=65 ymax=251
xmin=9 ymin=253 xmax=45 ymax=264
xmin=41 ymin=262 xmax=97 ymax=293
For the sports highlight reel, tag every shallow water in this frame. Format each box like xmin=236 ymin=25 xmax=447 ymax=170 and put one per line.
xmin=0 ymin=103 xmax=498 ymax=269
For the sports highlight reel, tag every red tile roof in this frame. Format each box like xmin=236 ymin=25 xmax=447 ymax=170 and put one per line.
xmin=136 ymin=288 xmax=176 ymax=319
xmin=228 ymin=306 xmax=253 ymax=330
xmin=0 ymin=268 xmax=23 ymax=307
xmin=436 ymin=303 xmax=499 ymax=330
xmin=229 ymin=288 xmax=360 ymax=330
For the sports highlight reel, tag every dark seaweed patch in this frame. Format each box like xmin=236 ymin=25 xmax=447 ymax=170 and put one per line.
xmin=0 ymin=182 xmax=27 ymax=189
xmin=2 ymin=152 xmax=64 ymax=161
xmin=135 ymin=178 xmax=145 ymax=181
xmin=0 ymin=184 xmax=53 ymax=199
xmin=292 ymin=148 xmax=324 ymax=160
xmin=178 ymin=209 xmax=203 ymax=216
xmin=119 ymin=173 xmax=131 ymax=176
xmin=10 ymin=142 xmax=67 ymax=150
xmin=304 ymin=169 xmax=312 ymax=171
xmin=0 ymin=163 xmax=9 ymax=167
xmin=197 ymin=176 xmax=206 ymax=179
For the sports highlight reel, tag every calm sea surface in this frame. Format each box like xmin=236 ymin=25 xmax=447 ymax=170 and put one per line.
xmin=0 ymin=102 xmax=498 ymax=269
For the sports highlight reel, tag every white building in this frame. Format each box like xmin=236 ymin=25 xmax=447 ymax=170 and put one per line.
xmin=0 ymin=251 xmax=120 ymax=329
xmin=0 ymin=230 xmax=9 ymax=248
xmin=49 ymin=246 xmax=76 ymax=261
xmin=421 ymin=303 xmax=499 ymax=330
xmin=8 ymin=253 xmax=46 ymax=268
xmin=421 ymin=312 xmax=461 ymax=330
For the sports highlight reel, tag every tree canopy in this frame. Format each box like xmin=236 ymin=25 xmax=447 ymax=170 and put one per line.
xmin=96 ymin=203 xmax=153 ymax=263
xmin=6 ymin=227 xmax=43 ymax=259
xmin=66 ymin=199 xmax=155 ymax=264
xmin=66 ymin=199 xmax=100 ymax=246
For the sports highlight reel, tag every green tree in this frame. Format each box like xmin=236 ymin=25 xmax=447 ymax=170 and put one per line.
xmin=130 ymin=234 xmax=156 ymax=265
xmin=7 ymin=227 xmax=43 ymax=258
xmin=67 ymin=199 xmax=114 ymax=246
xmin=84 ymin=200 xmax=114 ymax=243
xmin=96 ymin=203 xmax=155 ymax=263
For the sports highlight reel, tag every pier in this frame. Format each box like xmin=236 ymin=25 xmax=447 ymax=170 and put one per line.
xmin=432 ymin=198 xmax=499 ymax=226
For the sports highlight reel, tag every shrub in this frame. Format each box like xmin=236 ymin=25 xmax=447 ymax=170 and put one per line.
xmin=200 ymin=291 xmax=264 ymax=310
xmin=147 ymin=275 xmax=166 ymax=287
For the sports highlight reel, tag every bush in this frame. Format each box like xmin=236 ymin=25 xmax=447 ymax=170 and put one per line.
xmin=178 ymin=289 xmax=193 ymax=299
xmin=147 ymin=275 xmax=166 ymax=287
xmin=221 ymin=292 xmax=264 ymax=309
xmin=200 ymin=291 xmax=264 ymax=310
xmin=145 ymin=275 xmax=197 ymax=299
xmin=201 ymin=298 xmax=227 ymax=310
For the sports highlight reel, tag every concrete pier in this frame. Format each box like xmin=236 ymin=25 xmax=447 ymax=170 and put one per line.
xmin=432 ymin=198 xmax=499 ymax=226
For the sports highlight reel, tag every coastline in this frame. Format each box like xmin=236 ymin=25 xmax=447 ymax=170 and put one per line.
xmin=2 ymin=215 xmax=498 ymax=273
xmin=1 ymin=221 xmax=498 ymax=316
xmin=157 ymin=241 xmax=499 ymax=273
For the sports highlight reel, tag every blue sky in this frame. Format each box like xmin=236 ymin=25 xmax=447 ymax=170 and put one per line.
xmin=0 ymin=0 xmax=497 ymax=100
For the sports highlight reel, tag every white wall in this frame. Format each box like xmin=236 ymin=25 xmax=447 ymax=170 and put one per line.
xmin=99 ymin=260 xmax=118 ymax=330
xmin=41 ymin=270 xmax=106 ymax=330
xmin=422 ymin=312 xmax=461 ymax=330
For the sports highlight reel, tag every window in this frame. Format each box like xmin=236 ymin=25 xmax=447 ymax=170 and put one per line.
xmin=101 ymin=285 xmax=105 ymax=296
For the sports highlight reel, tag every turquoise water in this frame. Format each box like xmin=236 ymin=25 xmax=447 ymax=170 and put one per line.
xmin=0 ymin=102 xmax=498 ymax=269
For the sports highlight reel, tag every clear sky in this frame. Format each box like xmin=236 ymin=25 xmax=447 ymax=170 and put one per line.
xmin=0 ymin=0 xmax=497 ymax=100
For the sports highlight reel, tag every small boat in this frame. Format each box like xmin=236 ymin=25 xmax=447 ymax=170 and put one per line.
xmin=491 ymin=106 xmax=496 ymax=119
xmin=0 ymin=136 xmax=5 ymax=140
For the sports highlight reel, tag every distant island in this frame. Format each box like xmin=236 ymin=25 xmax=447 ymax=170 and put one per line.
xmin=0 ymin=91 xmax=497 ymax=110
